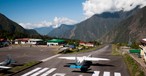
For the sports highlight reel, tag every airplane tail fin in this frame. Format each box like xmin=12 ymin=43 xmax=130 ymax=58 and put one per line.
xmin=4 ymin=55 xmax=15 ymax=66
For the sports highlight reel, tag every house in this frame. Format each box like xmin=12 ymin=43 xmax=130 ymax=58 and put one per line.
xmin=28 ymin=39 xmax=43 ymax=45
xmin=139 ymin=38 xmax=146 ymax=63
xmin=47 ymin=39 xmax=65 ymax=46
xmin=139 ymin=45 xmax=146 ymax=63
xmin=15 ymin=38 xmax=29 ymax=44
xmin=79 ymin=42 xmax=94 ymax=47
xmin=15 ymin=38 xmax=43 ymax=45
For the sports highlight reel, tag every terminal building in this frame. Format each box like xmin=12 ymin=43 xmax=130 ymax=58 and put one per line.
xmin=47 ymin=39 xmax=65 ymax=46
xmin=15 ymin=38 xmax=43 ymax=45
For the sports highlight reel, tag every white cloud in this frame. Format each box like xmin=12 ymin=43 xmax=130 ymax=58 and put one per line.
xmin=82 ymin=0 xmax=146 ymax=18
xmin=19 ymin=21 xmax=52 ymax=29
xmin=19 ymin=23 xmax=33 ymax=29
xmin=19 ymin=17 xmax=77 ymax=29
xmin=52 ymin=17 xmax=77 ymax=28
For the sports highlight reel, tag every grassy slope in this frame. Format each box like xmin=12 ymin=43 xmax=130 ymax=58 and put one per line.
xmin=112 ymin=44 xmax=144 ymax=76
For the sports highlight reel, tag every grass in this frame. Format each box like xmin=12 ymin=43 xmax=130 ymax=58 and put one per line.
xmin=112 ymin=44 xmax=121 ymax=55
xmin=112 ymin=44 xmax=145 ymax=76
xmin=10 ymin=61 xmax=40 ymax=72
xmin=123 ymin=54 xmax=144 ymax=76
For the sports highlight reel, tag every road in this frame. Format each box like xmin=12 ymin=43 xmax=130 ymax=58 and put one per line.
xmin=14 ymin=45 xmax=130 ymax=76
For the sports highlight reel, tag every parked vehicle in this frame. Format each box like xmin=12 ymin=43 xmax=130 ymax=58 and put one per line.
xmin=0 ymin=41 xmax=10 ymax=47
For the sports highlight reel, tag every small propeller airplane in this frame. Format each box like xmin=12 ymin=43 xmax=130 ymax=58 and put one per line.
xmin=0 ymin=55 xmax=15 ymax=70
xmin=58 ymin=54 xmax=110 ymax=72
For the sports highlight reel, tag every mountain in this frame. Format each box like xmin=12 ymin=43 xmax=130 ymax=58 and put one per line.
xmin=34 ymin=26 xmax=53 ymax=35
xmin=48 ymin=24 xmax=75 ymax=38
xmin=26 ymin=29 xmax=39 ymax=35
xmin=71 ymin=8 xmax=140 ymax=42
xmin=0 ymin=13 xmax=39 ymax=39
xmin=102 ymin=6 xmax=146 ymax=43
xmin=48 ymin=7 xmax=139 ymax=42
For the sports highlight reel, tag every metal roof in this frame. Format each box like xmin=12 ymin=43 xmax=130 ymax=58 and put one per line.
xmin=47 ymin=39 xmax=65 ymax=43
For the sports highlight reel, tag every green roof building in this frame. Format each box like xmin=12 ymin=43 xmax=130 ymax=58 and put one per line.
xmin=47 ymin=39 xmax=65 ymax=46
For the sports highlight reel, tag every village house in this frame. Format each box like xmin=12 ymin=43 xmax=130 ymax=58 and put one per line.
xmin=79 ymin=42 xmax=94 ymax=47
xmin=15 ymin=38 xmax=43 ymax=45
xmin=139 ymin=38 xmax=146 ymax=63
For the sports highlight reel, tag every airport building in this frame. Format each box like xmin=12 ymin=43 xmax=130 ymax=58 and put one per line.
xmin=47 ymin=39 xmax=65 ymax=46
xmin=15 ymin=38 xmax=29 ymax=44
xmin=15 ymin=38 xmax=43 ymax=45
xmin=28 ymin=39 xmax=43 ymax=45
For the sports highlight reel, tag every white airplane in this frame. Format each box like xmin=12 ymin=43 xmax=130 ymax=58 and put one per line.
xmin=0 ymin=66 xmax=11 ymax=70
xmin=58 ymin=54 xmax=110 ymax=72
xmin=0 ymin=55 xmax=14 ymax=70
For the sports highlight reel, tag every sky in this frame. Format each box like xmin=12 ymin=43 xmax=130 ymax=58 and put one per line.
xmin=0 ymin=0 xmax=146 ymax=29
xmin=0 ymin=0 xmax=85 ymax=28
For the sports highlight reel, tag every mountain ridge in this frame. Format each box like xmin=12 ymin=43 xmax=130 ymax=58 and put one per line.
xmin=0 ymin=13 xmax=39 ymax=39
xmin=48 ymin=7 xmax=139 ymax=42
xmin=34 ymin=26 xmax=54 ymax=35
xmin=48 ymin=24 xmax=75 ymax=38
xmin=102 ymin=6 xmax=146 ymax=43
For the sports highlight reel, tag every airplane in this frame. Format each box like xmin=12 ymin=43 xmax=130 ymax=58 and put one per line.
xmin=58 ymin=54 xmax=110 ymax=72
xmin=0 ymin=66 xmax=11 ymax=70
xmin=0 ymin=55 xmax=15 ymax=70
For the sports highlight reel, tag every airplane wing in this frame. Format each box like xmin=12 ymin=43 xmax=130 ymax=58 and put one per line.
xmin=58 ymin=57 xmax=110 ymax=61
xmin=58 ymin=57 xmax=84 ymax=60
xmin=58 ymin=57 xmax=76 ymax=60
xmin=0 ymin=66 xmax=11 ymax=69
xmin=85 ymin=57 xmax=110 ymax=61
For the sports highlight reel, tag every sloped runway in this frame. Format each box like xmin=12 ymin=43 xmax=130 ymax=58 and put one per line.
xmin=15 ymin=45 xmax=130 ymax=76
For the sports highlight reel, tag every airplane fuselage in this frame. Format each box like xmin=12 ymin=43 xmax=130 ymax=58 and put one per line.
xmin=71 ymin=58 xmax=93 ymax=72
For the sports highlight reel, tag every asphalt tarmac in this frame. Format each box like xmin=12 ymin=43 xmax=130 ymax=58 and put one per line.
xmin=0 ymin=45 xmax=58 ymax=64
xmin=14 ymin=45 xmax=130 ymax=76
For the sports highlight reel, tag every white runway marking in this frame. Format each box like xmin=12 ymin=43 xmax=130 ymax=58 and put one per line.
xmin=92 ymin=71 xmax=121 ymax=76
xmin=30 ymin=68 xmax=49 ymax=76
xmin=114 ymin=72 xmax=121 ymax=76
xmin=21 ymin=67 xmax=41 ymax=76
xmin=21 ymin=67 xmax=122 ymax=76
xmin=92 ymin=71 xmax=100 ymax=76
xmin=41 ymin=54 xmax=61 ymax=62
xmin=40 ymin=68 xmax=57 ymax=76
xmin=103 ymin=71 xmax=110 ymax=76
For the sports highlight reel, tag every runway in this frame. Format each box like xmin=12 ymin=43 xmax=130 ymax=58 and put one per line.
xmin=14 ymin=45 xmax=130 ymax=76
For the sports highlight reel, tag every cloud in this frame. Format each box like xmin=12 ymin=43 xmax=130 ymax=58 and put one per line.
xmin=19 ymin=23 xmax=34 ymax=29
xmin=19 ymin=21 xmax=52 ymax=29
xmin=82 ymin=0 xmax=146 ymax=18
xmin=19 ymin=17 xmax=77 ymax=29
xmin=52 ymin=17 xmax=77 ymax=28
